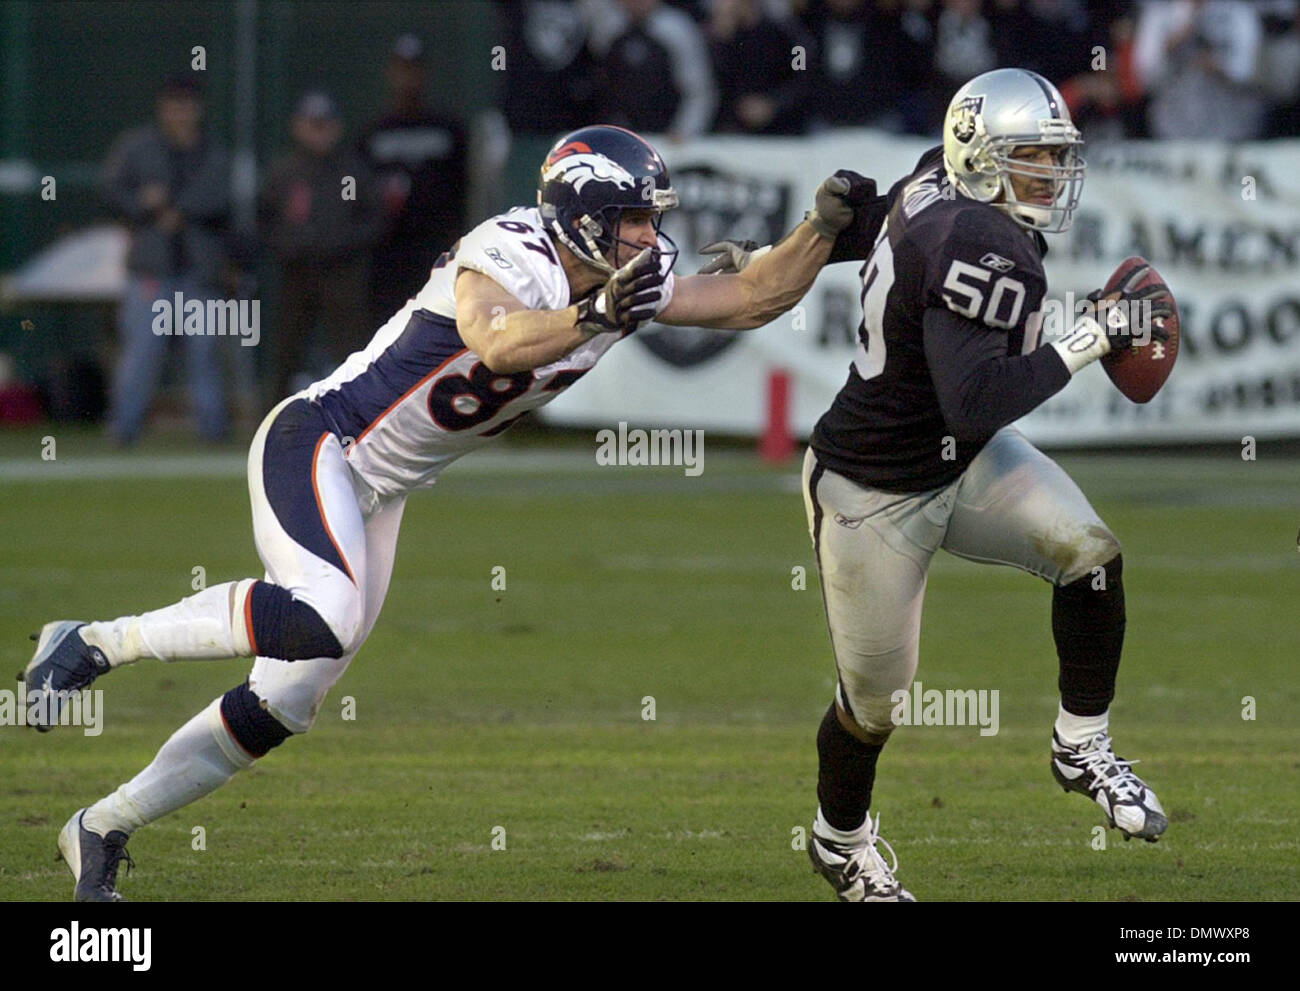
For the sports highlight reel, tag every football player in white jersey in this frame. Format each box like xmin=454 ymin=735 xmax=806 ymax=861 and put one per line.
xmin=21 ymin=124 xmax=877 ymax=901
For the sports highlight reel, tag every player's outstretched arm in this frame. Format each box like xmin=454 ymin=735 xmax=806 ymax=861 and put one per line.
xmin=456 ymin=250 xmax=663 ymax=373
xmin=656 ymin=172 xmax=870 ymax=330
xmin=456 ymin=269 xmax=589 ymax=373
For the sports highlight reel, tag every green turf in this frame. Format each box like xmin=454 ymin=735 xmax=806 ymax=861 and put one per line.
xmin=1 ymin=437 xmax=1298 ymax=901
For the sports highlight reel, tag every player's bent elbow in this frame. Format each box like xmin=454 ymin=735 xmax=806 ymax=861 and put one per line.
xmin=476 ymin=344 xmax=515 ymax=374
xmin=461 ymin=323 xmax=516 ymax=374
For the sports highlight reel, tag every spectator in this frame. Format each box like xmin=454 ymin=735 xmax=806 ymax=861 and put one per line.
xmin=801 ymin=0 xmax=922 ymax=131
xmin=259 ymin=92 xmax=383 ymax=403
xmin=495 ymin=0 xmax=599 ymax=134
xmin=1133 ymin=0 xmax=1269 ymax=140
xmin=927 ymin=0 xmax=998 ymax=132
xmin=991 ymin=0 xmax=1097 ymax=86
xmin=710 ymin=0 xmax=815 ymax=134
xmin=1058 ymin=3 xmax=1149 ymax=141
xmin=588 ymin=0 xmax=717 ymax=140
xmin=1258 ymin=0 xmax=1300 ymax=137
xmin=891 ymin=0 xmax=943 ymax=134
xmin=359 ymin=35 xmax=469 ymax=324
xmin=99 ymin=75 xmax=231 ymax=446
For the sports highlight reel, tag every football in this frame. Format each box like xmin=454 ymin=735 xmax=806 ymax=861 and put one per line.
xmin=1099 ymin=256 xmax=1180 ymax=403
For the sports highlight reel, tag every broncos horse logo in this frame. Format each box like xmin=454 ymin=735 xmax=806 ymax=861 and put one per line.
xmin=541 ymin=149 xmax=638 ymax=195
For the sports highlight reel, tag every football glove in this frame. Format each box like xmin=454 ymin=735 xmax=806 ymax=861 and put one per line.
xmin=696 ymin=239 xmax=771 ymax=275
xmin=806 ymin=169 xmax=876 ymax=239
xmin=1085 ymin=266 xmax=1174 ymax=352
xmin=575 ymin=247 xmax=666 ymax=337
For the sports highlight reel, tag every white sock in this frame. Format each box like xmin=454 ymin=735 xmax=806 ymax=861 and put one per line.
xmin=81 ymin=579 xmax=257 ymax=666
xmin=82 ymin=697 xmax=254 ymax=836
xmin=813 ymin=806 xmax=872 ymax=846
xmin=1055 ymin=704 xmax=1110 ymax=747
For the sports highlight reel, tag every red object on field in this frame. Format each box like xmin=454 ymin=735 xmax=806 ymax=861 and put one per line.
xmin=760 ymin=368 xmax=795 ymax=462
xmin=0 ymin=382 xmax=44 ymax=424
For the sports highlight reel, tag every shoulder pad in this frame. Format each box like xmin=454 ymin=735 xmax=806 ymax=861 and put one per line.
xmin=456 ymin=211 xmax=568 ymax=311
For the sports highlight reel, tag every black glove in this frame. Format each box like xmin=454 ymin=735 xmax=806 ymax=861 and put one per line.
xmin=575 ymin=248 xmax=666 ymax=336
xmin=696 ymin=239 xmax=764 ymax=275
xmin=806 ymin=169 xmax=877 ymax=239
xmin=1085 ymin=267 xmax=1174 ymax=352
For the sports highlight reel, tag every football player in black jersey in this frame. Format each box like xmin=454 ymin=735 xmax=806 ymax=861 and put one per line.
xmin=706 ymin=67 xmax=1173 ymax=901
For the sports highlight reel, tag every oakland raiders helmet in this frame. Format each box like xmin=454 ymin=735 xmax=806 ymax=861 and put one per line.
xmin=942 ymin=68 xmax=1085 ymax=233
xmin=538 ymin=124 xmax=680 ymax=274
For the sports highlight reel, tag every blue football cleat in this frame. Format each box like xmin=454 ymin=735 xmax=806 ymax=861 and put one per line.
xmin=58 ymin=808 xmax=133 ymax=902
xmin=19 ymin=621 xmax=111 ymax=732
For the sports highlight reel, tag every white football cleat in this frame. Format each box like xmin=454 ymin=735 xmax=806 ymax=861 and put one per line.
xmin=1052 ymin=730 xmax=1168 ymax=841
xmin=809 ymin=812 xmax=915 ymax=902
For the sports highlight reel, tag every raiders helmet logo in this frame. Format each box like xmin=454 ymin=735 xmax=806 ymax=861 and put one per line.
xmin=951 ymin=95 xmax=985 ymax=144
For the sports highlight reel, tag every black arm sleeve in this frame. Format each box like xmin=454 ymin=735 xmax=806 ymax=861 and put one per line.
xmin=922 ymin=307 xmax=1071 ymax=442
xmin=825 ymin=171 xmax=888 ymax=264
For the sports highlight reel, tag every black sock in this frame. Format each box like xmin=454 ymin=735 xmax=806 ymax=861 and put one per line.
xmin=1054 ymin=552 xmax=1126 ymax=716
xmin=816 ymin=701 xmax=884 ymax=831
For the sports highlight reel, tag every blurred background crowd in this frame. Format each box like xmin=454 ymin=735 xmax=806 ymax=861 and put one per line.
xmin=505 ymin=0 xmax=1300 ymax=142
xmin=2 ymin=0 xmax=1299 ymax=442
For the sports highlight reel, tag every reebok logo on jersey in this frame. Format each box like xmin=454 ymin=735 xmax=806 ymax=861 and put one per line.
xmin=979 ymin=252 xmax=1015 ymax=273
xmin=485 ymin=247 xmax=513 ymax=269
xmin=833 ymin=513 xmax=865 ymax=529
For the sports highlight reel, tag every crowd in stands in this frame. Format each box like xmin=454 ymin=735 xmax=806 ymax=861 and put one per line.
xmin=498 ymin=0 xmax=1300 ymax=142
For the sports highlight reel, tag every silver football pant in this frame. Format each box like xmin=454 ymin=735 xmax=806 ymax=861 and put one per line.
xmin=802 ymin=427 xmax=1120 ymax=741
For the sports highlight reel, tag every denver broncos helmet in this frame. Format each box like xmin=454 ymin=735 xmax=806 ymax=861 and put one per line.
xmin=538 ymin=125 xmax=679 ymax=274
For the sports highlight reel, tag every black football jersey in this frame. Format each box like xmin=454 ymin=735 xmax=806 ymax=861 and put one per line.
xmin=812 ymin=146 xmax=1054 ymax=492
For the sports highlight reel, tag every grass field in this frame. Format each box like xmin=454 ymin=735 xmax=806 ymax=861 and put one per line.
xmin=1 ymin=425 xmax=1298 ymax=901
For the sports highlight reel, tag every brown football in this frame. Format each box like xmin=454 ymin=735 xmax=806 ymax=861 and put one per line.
xmin=1099 ymin=256 xmax=1179 ymax=404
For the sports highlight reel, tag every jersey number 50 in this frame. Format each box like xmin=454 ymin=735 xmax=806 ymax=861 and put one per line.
xmin=942 ymin=260 xmax=1026 ymax=330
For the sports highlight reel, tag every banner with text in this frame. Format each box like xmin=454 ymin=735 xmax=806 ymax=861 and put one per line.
xmin=540 ymin=132 xmax=1300 ymax=445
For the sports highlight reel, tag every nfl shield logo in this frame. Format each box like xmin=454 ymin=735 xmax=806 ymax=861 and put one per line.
xmin=639 ymin=164 xmax=790 ymax=369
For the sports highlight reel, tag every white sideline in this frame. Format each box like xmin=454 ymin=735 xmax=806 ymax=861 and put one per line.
xmin=0 ymin=449 xmax=758 ymax=482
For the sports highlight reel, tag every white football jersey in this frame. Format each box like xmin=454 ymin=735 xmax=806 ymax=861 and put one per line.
xmin=302 ymin=206 xmax=676 ymax=497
